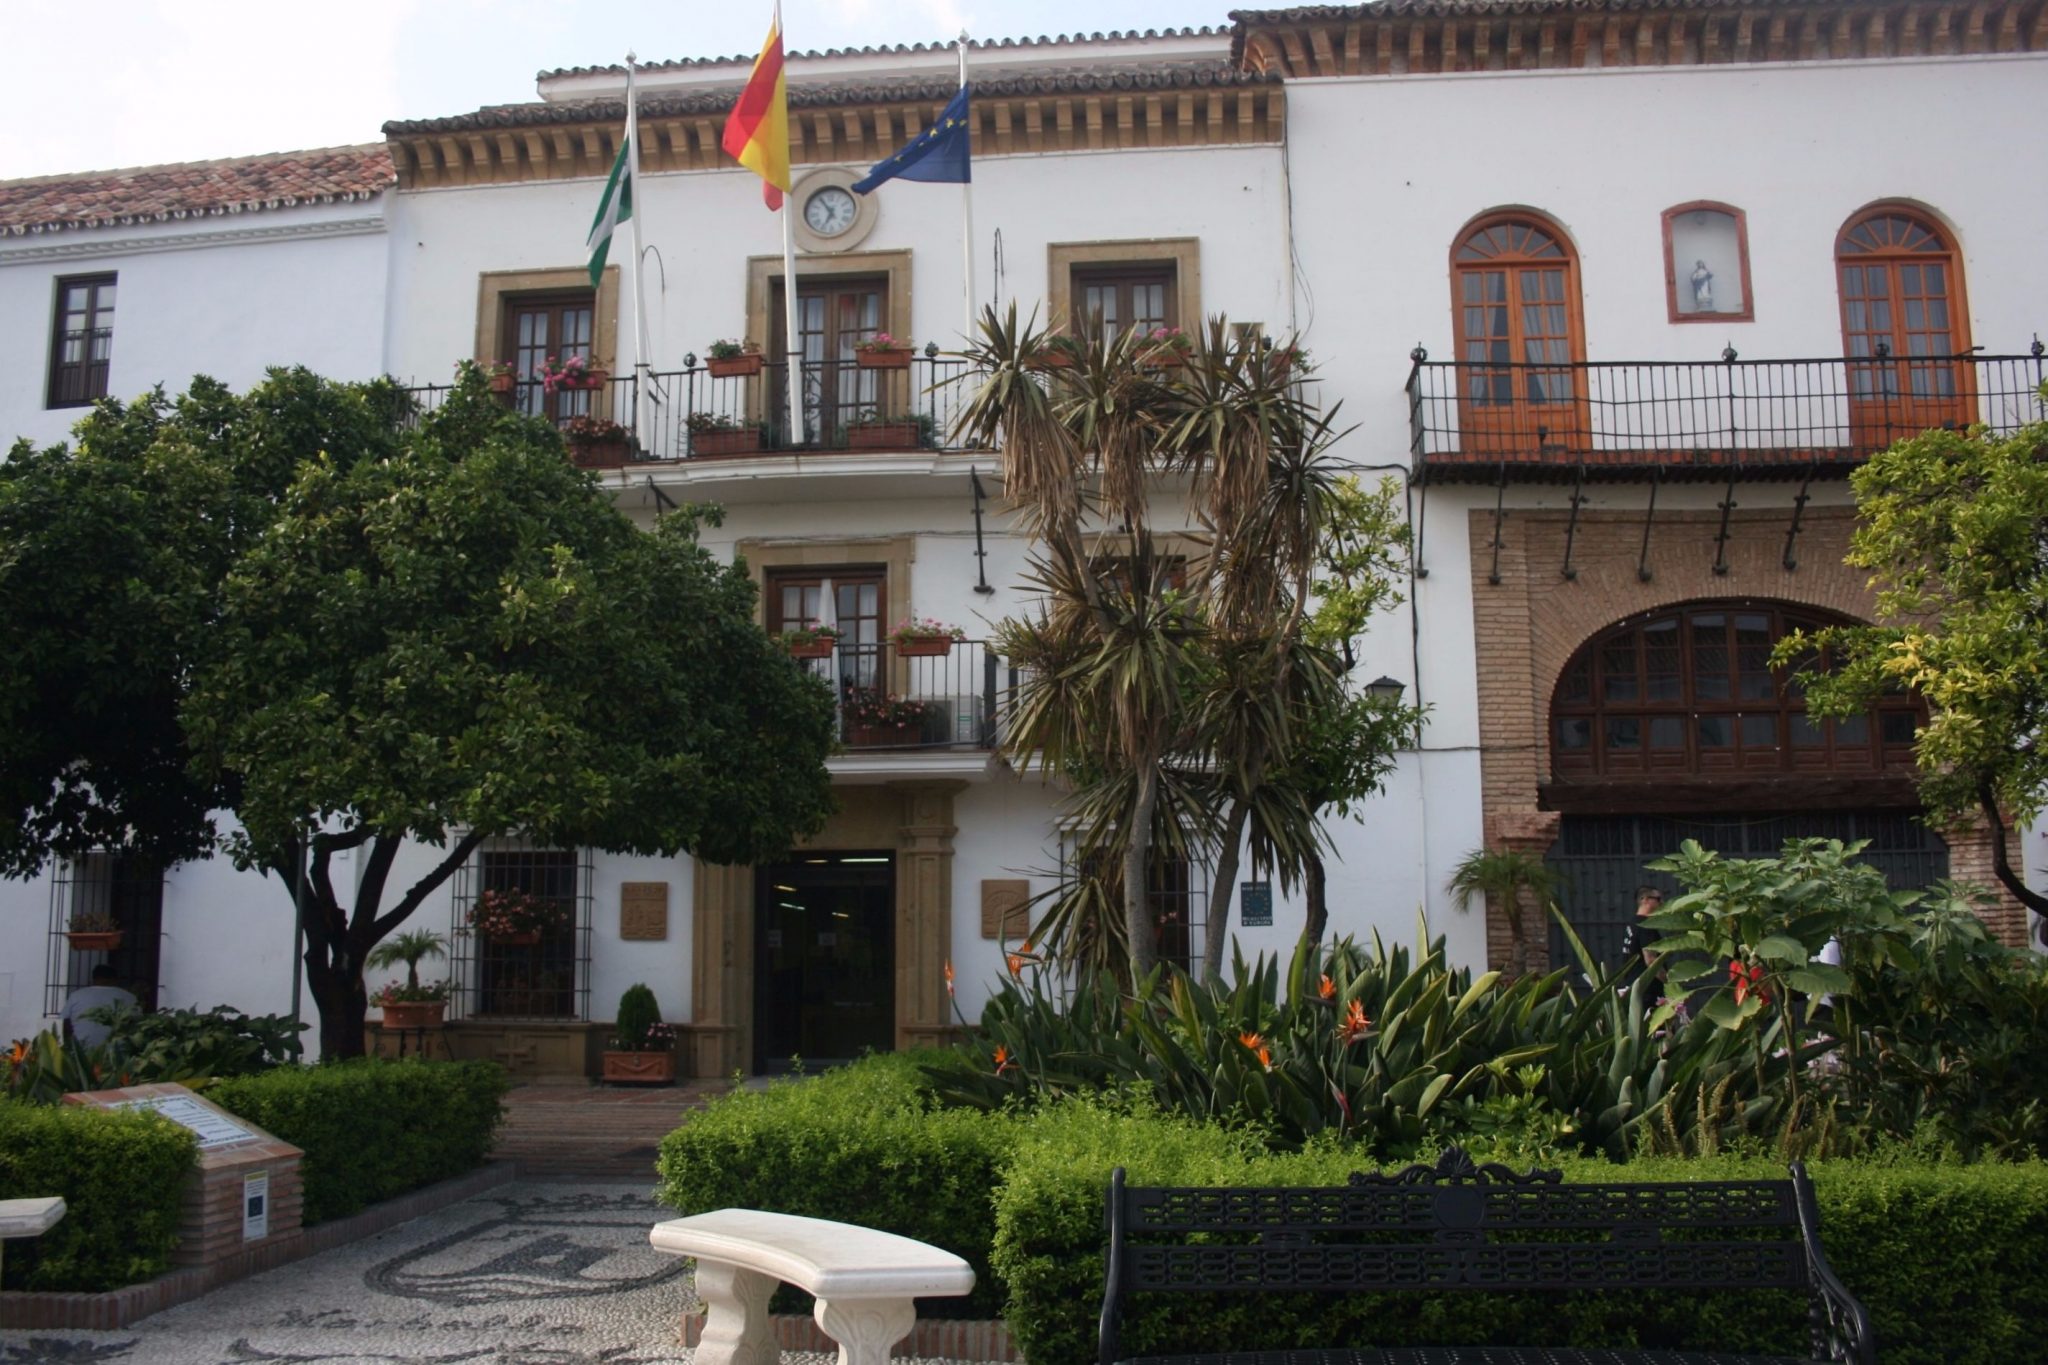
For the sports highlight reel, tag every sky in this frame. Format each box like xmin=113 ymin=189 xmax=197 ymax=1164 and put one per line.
xmin=0 ymin=0 xmax=1237 ymax=181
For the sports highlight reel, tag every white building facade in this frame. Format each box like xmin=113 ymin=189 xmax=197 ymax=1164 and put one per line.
xmin=4 ymin=1 xmax=2043 ymax=1072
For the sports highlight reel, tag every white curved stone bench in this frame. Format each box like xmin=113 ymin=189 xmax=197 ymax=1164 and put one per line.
xmin=0 ymin=1197 xmax=66 ymax=1285
xmin=651 ymin=1208 xmax=975 ymax=1365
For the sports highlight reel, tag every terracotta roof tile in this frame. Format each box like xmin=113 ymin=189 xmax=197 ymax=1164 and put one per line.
xmin=385 ymin=62 xmax=1276 ymax=137
xmin=538 ymin=27 xmax=1228 ymax=80
xmin=0 ymin=145 xmax=394 ymax=238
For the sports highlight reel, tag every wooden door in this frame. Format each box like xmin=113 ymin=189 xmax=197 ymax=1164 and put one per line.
xmin=1452 ymin=216 xmax=1588 ymax=458
xmin=768 ymin=568 xmax=887 ymax=692
xmin=1838 ymin=211 xmax=1971 ymax=451
xmin=770 ymin=279 xmax=886 ymax=444
xmin=503 ymin=292 xmax=597 ymax=425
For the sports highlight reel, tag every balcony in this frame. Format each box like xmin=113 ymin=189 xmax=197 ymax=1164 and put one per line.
xmin=1406 ymin=348 xmax=2048 ymax=482
xmin=403 ymin=352 xmax=980 ymax=464
xmin=791 ymin=638 xmax=1016 ymax=780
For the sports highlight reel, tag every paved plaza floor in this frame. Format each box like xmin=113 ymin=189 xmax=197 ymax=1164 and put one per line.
xmin=0 ymin=1180 xmax=784 ymax=1365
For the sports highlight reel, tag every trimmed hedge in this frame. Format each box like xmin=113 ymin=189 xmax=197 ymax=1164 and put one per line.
xmin=0 ymin=1099 xmax=196 ymax=1291
xmin=210 ymin=1058 xmax=508 ymax=1224
xmin=656 ymin=1052 xmax=1018 ymax=1317
xmin=657 ymin=1055 xmax=2048 ymax=1365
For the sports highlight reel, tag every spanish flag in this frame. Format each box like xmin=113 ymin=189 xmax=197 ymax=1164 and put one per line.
xmin=722 ymin=8 xmax=791 ymax=210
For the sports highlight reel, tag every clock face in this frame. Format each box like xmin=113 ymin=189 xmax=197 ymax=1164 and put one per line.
xmin=803 ymin=186 xmax=858 ymax=237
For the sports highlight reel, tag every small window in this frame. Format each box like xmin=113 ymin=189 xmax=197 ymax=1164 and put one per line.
xmin=1067 ymin=843 xmax=1209 ymax=976
xmin=501 ymin=290 xmax=599 ymax=425
xmin=1048 ymin=240 xmax=1200 ymax=346
xmin=48 ymin=273 xmax=116 ymax=408
xmin=46 ymin=853 xmax=163 ymax=1017
xmin=449 ymin=841 xmax=592 ymax=1020
xmin=1071 ymin=265 xmax=1177 ymax=344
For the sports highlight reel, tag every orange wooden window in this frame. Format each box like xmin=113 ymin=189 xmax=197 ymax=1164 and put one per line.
xmin=1450 ymin=213 xmax=1588 ymax=455
xmin=1836 ymin=207 xmax=1971 ymax=447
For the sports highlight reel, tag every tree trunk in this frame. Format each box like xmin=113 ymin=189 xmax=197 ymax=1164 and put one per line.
xmin=310 ymin=959 xmax=369 ymax=1059
xmin=1125 ymin=767 xmax=1161 ymax=982
xmin=1295 ymin=850 xmax=1329 ymax=962
xmin=1202 ymin=799 xmax=1251 ymax=983
xmin=1979 ymin=784 xmax=2048 ymax=932
xmin=1503 ymin=887 xmax=1531 ymax=979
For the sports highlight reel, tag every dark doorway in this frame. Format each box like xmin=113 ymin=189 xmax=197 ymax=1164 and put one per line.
xmin=753 ymin=853 xmax=895 ymax=1072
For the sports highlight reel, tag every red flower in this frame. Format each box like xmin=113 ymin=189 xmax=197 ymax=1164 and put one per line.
xmin=1337 ymin=999 xmax=1372 ymax=1045
xmin=1728 ymin=960 xmax=1772 ymax=1008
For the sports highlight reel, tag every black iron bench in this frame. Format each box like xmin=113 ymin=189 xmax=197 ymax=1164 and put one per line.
xmin=1098 ymin=1147 xmax=1875 ymax=1365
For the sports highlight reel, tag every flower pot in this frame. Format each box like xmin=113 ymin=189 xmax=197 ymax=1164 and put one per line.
xmin=895 ymin=636 xmax=954 ymax=657
xmin=380 ymin=1000 xmax=446 ymax=1030
xmin=848 ymin=720 xmax=922 ymax=748
xmin=488 ymin=372 xmax=516 ymax=394
xmin=569 ymin=437 xmax=632 ymax=470
xmin=846 ymin=422 xmax=922 ymax=450
xmin=692 ymin=428 xmax=762 ymax=457
xmin=602 ymin=1050 xmax=676 ymax=1084
xmin=561 ymin=368 xmax=610 ymax=390
xmin=1139 ymin=350 xmax=1186 ymax=371
xmin=855 ymin=347 xmax=912 ymax=370
xmin=706 ymin=354 xmax=764 ymax=378
xmin=1027 ymin=351 xmax=1074 ymax=370
xmin=785 ymin=638 xmax=837 ymax=659
xmin=492 ymin=930 xmax=542 ymax=947
xmin=65 ymin=930 xmax=123 ymax=952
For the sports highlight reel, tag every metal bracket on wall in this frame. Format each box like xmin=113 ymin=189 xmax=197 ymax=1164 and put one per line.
xmin=1410 ymin=469 xmax=1429 ymax=580
xmin=1711 ymin=463 xmax=1742 ymax=576
xmin=1560 ymin=461 xmax=1587 ymax=581
xmin=1636 ymin=469 xmax=1662 ymax=583
xmin=1782 ymin=459 xmax=1818 ymax=572
xmin=643 ymin=476 xmax=680 ymax=515
xmin=968 ymin=468 xmax=995 ymax=594
xmin=1486 ymin=461 xmax=1509 ymax=586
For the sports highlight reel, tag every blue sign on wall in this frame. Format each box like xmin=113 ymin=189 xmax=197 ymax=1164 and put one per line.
xmin=1240 ymin=881 xmax=1272 ymax=927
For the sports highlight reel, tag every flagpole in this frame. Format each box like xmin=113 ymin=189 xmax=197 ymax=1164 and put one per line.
xmin=957 ymin=31 xmax=974 ymax=343
xmin=624 ymin=52 xmax=651 ymax=448
xmin=777 ymin=4 xmax=802 ymax=443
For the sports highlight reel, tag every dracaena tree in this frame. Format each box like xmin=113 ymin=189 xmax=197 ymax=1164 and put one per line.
xmin=1 ymin=365 xmax=836 ymax=1057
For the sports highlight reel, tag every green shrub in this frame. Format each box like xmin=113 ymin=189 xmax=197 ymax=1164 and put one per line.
xmin=655 ymin=1052 xmax=1018 ymax=1317
xmin=0 ymin=1099 xmax=196 ymax=1291
xmin=209 ymin=1058 xmax=508 ymax=1224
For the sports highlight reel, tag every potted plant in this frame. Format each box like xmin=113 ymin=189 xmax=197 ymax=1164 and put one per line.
xmin=1026 ymin=338 xmax=1078 ymax=370
xmin=1136 ymin=326 xmax=1193 ymax=369
xmin=366 ymin=929 xmax=450 ymax=1029
xmin=482 ymin=360 xmax=517 ymax=395
xmin=563 ymin=414 xmax=635 ymax=469
xmin=1266 ymin=342 xmax=1312 ymax=378
xmin=843 ymin=685 xmax=932 ymax=747
xmin=852 ymin=331 xmax=914 ymax=370
xmin=705 ymin=338 xmax=763 ymax=379
xmin=889 ymin=616 xmax=966 ymax=658
xmin=467 ymin=888 xmax=569 ymax=947
xmin=601 ymin=982 xmax=677 ymax=1083
xmin=64 ymin=909 xmax=123 ymax=952
xmin=688 ymin=411 xmax=763 ymax=457
xmin=779 ymin=624 xmax=842 ymax=659
xmin=842 ymin=411 xmax=933 ymax=451
xmin=536 ymin=353 xmax=608 ymax=393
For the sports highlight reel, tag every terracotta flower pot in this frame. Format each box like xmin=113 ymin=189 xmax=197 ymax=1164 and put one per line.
xmin=1027 ymin=351 xmax=1075 ymax=370
xmin=692 ymin=428 xmax=762 ymax=457
xmin=848 ymin=720 xmax=921 ymax=748
xmin=846 ymin=422 xmax=922 ymax=450
xmin=380 ymin=1000 xmax=446 ymax=1030
xmin=706 ymin=354 xmax=764 ymax=378
xmin=65 ymin=930 xmax=123 ymax=952
xmin=488 ymin=373 xmax=516 ymax=394
xmin=855 ymin=347 xmax=912 ymax=370
xmin=562 ymin=368 xmax=610 ymax=390
xmin=569 ymin=437 xmax=631 ymax=470
xmin=895 ymin=636 xmax=954 ymax=657
xmin=602 ymin=1050 xmax=676 ymax=1084
xmin=785 ymin=638 xmax=837 ymax=659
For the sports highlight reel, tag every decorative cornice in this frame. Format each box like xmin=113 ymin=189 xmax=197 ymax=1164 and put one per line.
xmin=1229 ymin=0 xmax=2048 ymax=77
xmin=0 ymin=213 xmax=386 ymax=266
xmin=387 ymin=66 xmax=1283 ymax=191
xmin=540 ymin=27 xmax=1230 ymax=80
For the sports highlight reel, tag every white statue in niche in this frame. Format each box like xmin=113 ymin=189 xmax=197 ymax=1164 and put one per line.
xmin=1690 ymin=259 xmax=1716 ymax=312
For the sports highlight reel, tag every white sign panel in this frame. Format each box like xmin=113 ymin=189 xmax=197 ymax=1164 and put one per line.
xmin=112 ymin=1095 xmax=258 ymax=1151
xmin=243 ymin=1172 xmax=270 ymax=1241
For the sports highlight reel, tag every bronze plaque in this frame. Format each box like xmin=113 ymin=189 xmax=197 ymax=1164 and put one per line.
xmin=980 ymin=879 xmax=1031 ymax=940
xmin=620 ymin=882 xmax=669 ymax=941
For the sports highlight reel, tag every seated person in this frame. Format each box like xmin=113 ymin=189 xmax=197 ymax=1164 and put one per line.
xmin=61 ymin=964 xmax=137 ymax=1048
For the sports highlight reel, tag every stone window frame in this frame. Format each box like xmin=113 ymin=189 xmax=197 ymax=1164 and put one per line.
xmin=473 ymin=265 xmax=620 ymax=373
xmin=1047 ymin=239 xmax=1202 ymax=338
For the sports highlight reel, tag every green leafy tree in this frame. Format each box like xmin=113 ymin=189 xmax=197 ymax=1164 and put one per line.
xmin=1774 ymin=395 xmax=2048 ymax=934
xmin=1445 ymin=848 xmax=1558 ymax=979
xmin=1 ymin=367 xmax=836 ymax=1057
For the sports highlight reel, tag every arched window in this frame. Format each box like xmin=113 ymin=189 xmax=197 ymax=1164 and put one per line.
xmin=1836 ymin=205 xmax=1972 ymax=447
xmin=1550 ymin=602 xmax=1918 ymax=781
xmin=1451 ymin=211 xmax=1587 ymax=454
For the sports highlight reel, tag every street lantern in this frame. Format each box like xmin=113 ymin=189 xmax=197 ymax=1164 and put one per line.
xmin=1365 ymin=676 xmax=1405 ymax=703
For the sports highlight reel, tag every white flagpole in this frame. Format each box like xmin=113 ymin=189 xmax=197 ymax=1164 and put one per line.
xmin=624 ymin=52 xmax=652 ymax=449
xmin=778 ymin=3 xmax=803 ymax=445
xmin=957 ymin=31 xmax=974 ymax=343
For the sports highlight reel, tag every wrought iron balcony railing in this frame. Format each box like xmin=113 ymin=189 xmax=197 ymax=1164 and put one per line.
xmin=1405 ymin=347 xmax=2048 ymax=478
xmin=785 ymin=638 xmax=1016 ymax=753
xmin=401 ymin=352 xmax=980 ymax=463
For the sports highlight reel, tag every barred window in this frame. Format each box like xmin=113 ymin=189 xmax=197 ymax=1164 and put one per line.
xmin=448 ymin=840 xmax=593 ymax=1020
xmin=1062 ymin=838 xmax=1209 ymax=975
xmin=46 ymin=853 xmax=163 ymax=1015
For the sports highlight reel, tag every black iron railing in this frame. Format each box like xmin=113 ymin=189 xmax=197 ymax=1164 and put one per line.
xmin=401 ymin=351 xmax=979 ymax=462
xmin=786 ymin=638 xmax=1012 ymax=752
xmin=1405 ymin=347 xmax=2048 ymax=472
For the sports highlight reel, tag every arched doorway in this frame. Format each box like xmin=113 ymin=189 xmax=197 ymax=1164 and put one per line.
xmin=1836 ymin=204 xmax=1972 ymax=449
xmin=1450 ymin=210 xmax=1588 ymax=455
xmin=1543 ymin=600 xmax=1944 ymax=966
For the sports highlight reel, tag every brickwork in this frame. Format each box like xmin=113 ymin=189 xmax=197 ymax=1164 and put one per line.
xmin=680 ymin=1308 xmax=1021 ymax=1362
xmin=1463 ymin=498 xmax=2030 ymax=965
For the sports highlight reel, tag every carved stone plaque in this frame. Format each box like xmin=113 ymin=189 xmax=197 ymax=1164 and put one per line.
xmin=980 ymin=879 xmax=1031 ymax=940
xmin=620 ymin=882 xmax=669 ymax=941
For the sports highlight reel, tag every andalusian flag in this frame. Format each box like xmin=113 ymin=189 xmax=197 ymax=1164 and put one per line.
xmin=722 ymin=7 xmax=791 ymax=209
xmin=585 ymin=68 xmax=638 ymax=287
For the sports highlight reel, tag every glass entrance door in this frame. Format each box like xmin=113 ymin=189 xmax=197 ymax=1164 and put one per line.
xmin=753 ymin=853 xmax=895 ymax=1071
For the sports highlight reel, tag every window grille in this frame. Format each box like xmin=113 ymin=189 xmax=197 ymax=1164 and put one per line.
xmin=446 ymin=839 xmax=594 ymax=1021
xmin=45 ymin=853 xmax=164 ymax=1016
xmin=1059 ymin=834 xmax=1211 ymax=976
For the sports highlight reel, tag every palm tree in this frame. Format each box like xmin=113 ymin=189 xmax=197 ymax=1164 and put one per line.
xmin=1446 ymin=848 xmax=1558 ymax=978
xmin=365 ymin=929 xmax=447 ymax=993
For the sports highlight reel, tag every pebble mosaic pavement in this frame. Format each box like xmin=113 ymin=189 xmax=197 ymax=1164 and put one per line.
xmin=0 ymin=1181 xmax=935 ymax=1365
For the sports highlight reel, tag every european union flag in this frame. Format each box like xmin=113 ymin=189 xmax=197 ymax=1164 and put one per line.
xmin=852 ymin=85 xmax=971 ymax=193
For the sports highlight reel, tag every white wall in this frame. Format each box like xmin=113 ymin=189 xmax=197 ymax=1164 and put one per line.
xmin=0 ymin=201 xmax=389 ymax=451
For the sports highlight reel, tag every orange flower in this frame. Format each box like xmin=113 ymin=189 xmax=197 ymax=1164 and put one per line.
xmin=1729 ymin=959 xmax=1771 ymax=1007
xmin=1255 ymin=1045 xmax=1272 ymax=1071
xmin=1238 ymin=1030 xmax=1264 ymax=1051
xmin=1007 ymin=953 xmax=1025 ymax=978
xmin=993 ymin=1045 xmax=1015 ymax=1076
xmin=1337 ymin=999 xmax=1372 ymax=1045
xmin=1318 ymin=975 xmax=1336 ymax=1001
xmin=944 ymin=959 xmax=955 ymax=997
